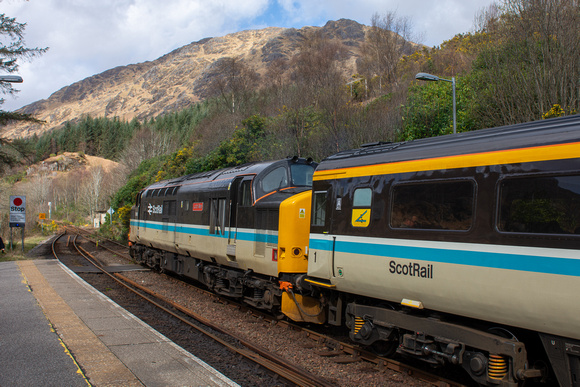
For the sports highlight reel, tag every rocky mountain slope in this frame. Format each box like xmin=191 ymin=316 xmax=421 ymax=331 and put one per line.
xmin=3 ymin=19 xmax=368 ymax=139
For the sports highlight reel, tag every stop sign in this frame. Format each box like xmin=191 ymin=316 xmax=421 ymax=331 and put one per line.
xmin=10 ymin=195 xmax=26 ymax=227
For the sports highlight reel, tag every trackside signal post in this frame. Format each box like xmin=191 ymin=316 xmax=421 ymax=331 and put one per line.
xmin=9 ymin=195 xmax=26 ymax=253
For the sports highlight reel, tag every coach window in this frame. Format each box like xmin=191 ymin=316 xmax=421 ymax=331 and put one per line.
xmin=391 ymin=181 xmax=474 ymax=230
xmin=498 ymin=175 xmax=580 ymax=234
xmin=352 ymin=188 xmax=372 ymax=227
xmin=312 ymin=191 xmax=327 ymax=227
xmin=353 ymin=188 xmax=372 ymax=207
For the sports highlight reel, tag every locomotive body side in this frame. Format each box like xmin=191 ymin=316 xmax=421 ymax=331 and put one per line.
xmin=129 ymin=157 xmax=318 ymax=314
xmin=307 ymin=115 xmax=580 ymax=386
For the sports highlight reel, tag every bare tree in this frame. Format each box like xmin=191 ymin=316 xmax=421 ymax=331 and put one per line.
xmin=287 ymin=30 xmax=352 ymax=155
xmin=120 ymin=126 xmax=178 ymax=171
xmin=206 ymin=57 xmax=259 ymax=114
xmin=359 ymin=11 xmax=417 ymax=95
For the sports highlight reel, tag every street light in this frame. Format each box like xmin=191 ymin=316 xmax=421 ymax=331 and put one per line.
xmin=415 ymin=72 xmax=456 ymax=134
xmin=0 ymin=75 xmax=23 ymax=83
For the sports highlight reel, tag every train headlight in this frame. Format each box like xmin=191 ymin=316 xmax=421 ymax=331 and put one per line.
xmin=292 ymin=247 xmax=302 ymax=257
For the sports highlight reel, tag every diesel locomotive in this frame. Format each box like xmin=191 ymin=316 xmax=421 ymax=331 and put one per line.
xmin=129 ymin=157 xmax=324 ymax=321
xmin=130 ymin=115 xmax=580 ymax=387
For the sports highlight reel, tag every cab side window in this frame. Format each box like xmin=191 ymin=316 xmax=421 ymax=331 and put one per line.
xmin=312 ymin=191 xmax=327 ymax=227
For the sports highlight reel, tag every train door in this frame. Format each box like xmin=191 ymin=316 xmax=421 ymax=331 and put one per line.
xmin=308 ymin=187 xmax=337 ymax=279
xmin=132 ymin=190 xmax=143 ymax=241
xmin=226 ymin=176 xmax=251 ymax=260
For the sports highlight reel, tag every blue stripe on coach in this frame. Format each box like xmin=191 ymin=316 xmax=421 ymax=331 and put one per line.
xmin=309 ymin=236 xmax=580 ymax=277
xmin=130 ymin=220 xmax=276 ymax=244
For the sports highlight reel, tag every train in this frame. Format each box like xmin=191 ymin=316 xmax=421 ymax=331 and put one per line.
xmin=129 ymin=114 xmax=580 ymax=387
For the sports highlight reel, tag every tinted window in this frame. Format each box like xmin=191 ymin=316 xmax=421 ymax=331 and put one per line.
xmin=312 ymin=191 xmax=327 ymax=227
xmin=353 ymin=188 xmax=372 ymax=207
xmin=391 ymin=181 xmax=474 ymax=230
xmin=240 ymin=180 xmax=252 ymax=206
xmin=499 ymin=175 xmax=580 ymax=234
xmin=261 ymin=166 xmax=288 ymax=193
xmin=290 ymin=164 xmax=315 ymax=186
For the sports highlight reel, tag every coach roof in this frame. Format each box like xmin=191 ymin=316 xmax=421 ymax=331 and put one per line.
xmin=318 ymin=115 xmax=580 ymax=172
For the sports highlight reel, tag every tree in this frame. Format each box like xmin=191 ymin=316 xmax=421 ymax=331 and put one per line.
xmin=469 ymin=0 xmax=579 ymax=126
xmin=359 ymin=11 xmax=417 ymax=96
xmin=0 ymin=13 xmax=47 ymax=122
xmin=289 ymin=30 xmax=352 ymax=156
xmin=120 ymin=125 xmax=178 ymax=172
xmin=206 ymin=57 xmax=259 ymax=114
xmin=0 ymin=12 xmax=47 ymax=171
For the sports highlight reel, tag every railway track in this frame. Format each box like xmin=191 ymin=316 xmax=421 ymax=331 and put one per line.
xmin=56 ymin=227 xmax=466 ymax=386
xmin=53 ymin=229 xmax=335 ymax=387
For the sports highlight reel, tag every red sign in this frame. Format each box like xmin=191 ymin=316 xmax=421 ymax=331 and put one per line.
xmin=192 ymin=202 xmax=204 ymax=211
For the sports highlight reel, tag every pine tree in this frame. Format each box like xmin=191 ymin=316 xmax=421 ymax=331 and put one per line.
xmin=0 ymin=12 xmax=47 ymax=170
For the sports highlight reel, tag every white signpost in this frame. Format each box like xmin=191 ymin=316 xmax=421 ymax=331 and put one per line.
xmin=9 ymin=195 xmax=26 ymax=252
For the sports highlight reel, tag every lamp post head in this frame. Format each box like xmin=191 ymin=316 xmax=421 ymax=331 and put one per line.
xmin=0 ymin=75 xmax=23 ymax=83
xmin=415 ymin=72 xmax=440 ymax=82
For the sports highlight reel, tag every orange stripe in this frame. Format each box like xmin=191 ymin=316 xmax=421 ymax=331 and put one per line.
xmin=313 ymin=142 xmax=580 ymax=181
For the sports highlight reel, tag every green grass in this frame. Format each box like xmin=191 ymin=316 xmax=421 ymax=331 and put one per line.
xmin=0 ymin=234 xmax=53 ymax=262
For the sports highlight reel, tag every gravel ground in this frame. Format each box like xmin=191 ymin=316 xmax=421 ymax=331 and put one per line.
xmin=119 ymin=271 xmax=430 ymax=387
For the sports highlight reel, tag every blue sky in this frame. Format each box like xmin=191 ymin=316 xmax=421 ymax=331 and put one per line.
xmin=1 ymin=0 xmax=493 ymax=111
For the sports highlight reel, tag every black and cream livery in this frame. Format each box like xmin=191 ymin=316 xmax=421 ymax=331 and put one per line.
xmin=307 ymin=115 xmax=580 ymax=387
xmin=130 ymin=157 xmax=319 ymax=313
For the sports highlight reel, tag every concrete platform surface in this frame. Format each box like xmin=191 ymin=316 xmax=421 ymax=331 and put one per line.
xmin=0 ymin=260 xmax=239 ymax=387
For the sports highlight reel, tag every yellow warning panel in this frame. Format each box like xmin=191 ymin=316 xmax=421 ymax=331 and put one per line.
xmin=351 ymin=209 xmax=370 ymax=227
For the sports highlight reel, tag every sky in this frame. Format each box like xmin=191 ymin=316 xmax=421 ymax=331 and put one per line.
xmin=1 ymin=0 xmax=493 ymax=111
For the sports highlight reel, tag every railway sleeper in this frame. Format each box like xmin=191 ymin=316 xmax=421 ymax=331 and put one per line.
xmin=345 ymin=302 xmax=544 ymax=387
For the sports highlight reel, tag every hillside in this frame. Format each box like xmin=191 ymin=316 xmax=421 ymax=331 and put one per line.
xmin=3 ymin=19 xmax=368 ymax=139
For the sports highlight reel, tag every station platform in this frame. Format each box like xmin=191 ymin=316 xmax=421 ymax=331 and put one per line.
xmin=0 ymin=259 xmax=239 ymax=387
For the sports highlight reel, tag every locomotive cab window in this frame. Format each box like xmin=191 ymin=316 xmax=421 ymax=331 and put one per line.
xmin=391 ymin=180 xmax=474 ymax=230
xmin=290 ymin=163 xmax=315 ymax=186
xmin=261 ymin=166 xmax=288 ymax=193
xmin=498 ymin=174 xmax=580 ymax=234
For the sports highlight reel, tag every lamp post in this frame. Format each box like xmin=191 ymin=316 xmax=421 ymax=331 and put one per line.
xmin=415 ymin=72 xmax=456 ymax=134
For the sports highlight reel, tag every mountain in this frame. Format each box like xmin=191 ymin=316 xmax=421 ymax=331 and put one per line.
xmin=2 ymin=19 xmax=368 ymax=139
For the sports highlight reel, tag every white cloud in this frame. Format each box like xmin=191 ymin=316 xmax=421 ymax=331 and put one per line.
xmin=1 ymin=0 xmax=493 ymax=111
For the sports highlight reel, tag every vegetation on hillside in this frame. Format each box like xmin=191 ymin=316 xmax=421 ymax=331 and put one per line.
xmin=1 ymin=0 xmax=578 ymax=241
